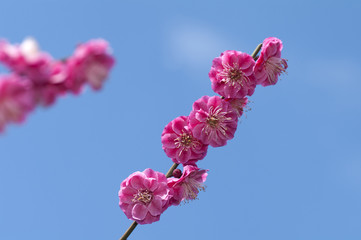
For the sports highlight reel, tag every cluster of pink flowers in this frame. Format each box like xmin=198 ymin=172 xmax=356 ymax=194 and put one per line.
xmin=0 ymin=37 xmax=114 ymax=132
xmin=118 ymin=37 xmax=287 ymax=226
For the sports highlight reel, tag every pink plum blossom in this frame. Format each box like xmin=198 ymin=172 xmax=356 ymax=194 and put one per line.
xmin=225 ymin=97 xmax=248 ymax=118
xmin=0 ymin=38 xmax=70 ymax=106
xmin=0 ymin=38 xmax=55 ymax=83
xmin=0 ymin=75 xmax=34 ymax=132
xmin=65 ymin=39 xmax=115 ymax=94
xmin=118 ymin=168 xmax=173 ymax=225
xmin=161 ymin=116 xmax=208 ymax=165
xmin=0 ymin=37 xmax=115 ymax=133
xmin=31 ymin=61 xmax=68 ymax=106
xmin=188 ymin=96 xmax=238 ymax=147
xmin=209 ymin=50 xmax=256 ymax=99
xmin=0 ymin=38 xmax=115 ymax=105
xmin=167 ymin=165 xmax=208 ymax=206
xmin=253 ymin=37 xmax=288 ymax=86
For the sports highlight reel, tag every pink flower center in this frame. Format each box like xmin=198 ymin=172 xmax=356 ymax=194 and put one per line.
xmin=265 ymin=57 xmax=288 ymax=84
xmin=207 ymin=116 xmax=219 ymax=127
xmin=174 ymin=132 xmax=201 ymax=156
xmin=176 ymin=132 xmax=193 ymax=147
xmin=204 ymin=105 xmax=232 ymax=137
xmin=132 ymin=189 xmax=153 ymax=204
xmin=220 ymin=63 xmax=249 ymax=87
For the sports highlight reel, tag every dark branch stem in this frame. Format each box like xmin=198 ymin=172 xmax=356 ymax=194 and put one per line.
xmin=251 ymin=43 xmax=262 ymax=59
xmin=165 ymin=163 xmax=179 ymax=178
xmin=119 ymin=222 xmax=138 ymax=240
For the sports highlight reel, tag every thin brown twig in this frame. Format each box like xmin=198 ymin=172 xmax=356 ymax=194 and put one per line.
xmin=251 ymin=43 xmax=262 ymax=59
xmin=165 ymin=163 xmax=179 ymax=178
xmin=119 ymin=222 xmax=138 ymax=240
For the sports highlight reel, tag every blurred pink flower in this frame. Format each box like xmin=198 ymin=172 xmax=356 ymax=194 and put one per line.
xmin=66 ymin=39 xmax=115 ymax=94
xmin=167 ymin=165 xmax=208 ymax=206
xmin=225 ymin=97 xmax=248 ymax=118
xmin=31 ymin=61 xmax=69 ymax=107
xmin=254 ymin=37 xmax=288 ymax=86
xmin=0 ymin=38 xmax=55 ymax=83
xmin=209 ymin=50 xmax=256 ymax=98
xmin=189 ymin=96 xmax=238 ymax=147
xmin=0 ymin=38 xmax=69 ymax=106
xmin=161 ymin=116 xmax=208 ymax=165
xmin=118 ymin=168 xmax=173 ymax=225
xmin=0 ymin=75 xmax=34 ymax=132
xmin=0 ymin=37 xmax=115 ymax=133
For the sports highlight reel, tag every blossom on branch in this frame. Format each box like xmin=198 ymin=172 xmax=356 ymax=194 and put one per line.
xmin=225 ymin=97 xmax=248 ymax=118
xmin=167 ymin=165 xmax=208 ymax=206
xmin=253 ymin=37 xmax=288 ymax=86
xmin=66 ymin=39 xmax=115 ymax=94
xmin=0 ymin=37 xmax=115 ymax=132
xmin=0 ymin=38 xmax=67 ymax=106
xmin=209 ymin=50 xmax=256 ymax=99
xmin=189 ymin=96 xmax=238 ymax=147
xmin=31 ymin=61 xmax=69 ymax=106
xmin=161 ymin=116 xmax=208 ymax=165
xmin=118 ymin=168 xmax=173 ymax=225
xmin=0 ymin=37 xmax=54 ymax=83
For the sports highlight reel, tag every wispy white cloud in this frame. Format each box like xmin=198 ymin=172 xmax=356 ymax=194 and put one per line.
xmin=162 ymin=17 xmax=236 ymax=72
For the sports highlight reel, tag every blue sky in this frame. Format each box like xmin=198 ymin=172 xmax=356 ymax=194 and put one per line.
xmin=0 ymin=1 xmax=360 ymax=239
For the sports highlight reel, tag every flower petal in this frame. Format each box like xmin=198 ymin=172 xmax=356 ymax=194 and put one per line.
xmin=148 ymin=196 xmax=163 ymax=216
xmin=130 ymin=173 xmax=146 ymax=189
xmin=132 ymin=203 xmax=148 ymax=221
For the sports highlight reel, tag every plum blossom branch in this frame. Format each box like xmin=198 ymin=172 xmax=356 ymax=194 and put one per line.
xmin=119 ymin=42 xmax=266 ymax=239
